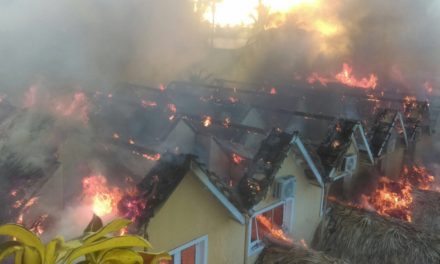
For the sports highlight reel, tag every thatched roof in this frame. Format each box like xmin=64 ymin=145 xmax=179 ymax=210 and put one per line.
xmin=411 ymin=189 xmax=440 ymax=234
xmin=256 ymin=244 xmax=349 ymax=264
xmin=312 ymin=202 xmax=440 ymax=264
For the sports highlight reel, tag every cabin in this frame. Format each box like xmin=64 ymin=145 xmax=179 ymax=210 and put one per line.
xmin=137 ymin=130 xmax=324 ymax=264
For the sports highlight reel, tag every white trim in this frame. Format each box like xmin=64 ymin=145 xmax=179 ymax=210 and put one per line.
xmin=247 ymin=199 xmax=294 ymax=256
xmin=396 ymin=112 xmax=409 ymax=146
xmin=354 ymin=124 xmax=375 ymax=165
xmin=169 ymin=235 xmax=208 ymax=264
xmin=191 ymin=162 xmax=245 ymax=224
xmin=291 ymin=135 xmax=324 ymax=188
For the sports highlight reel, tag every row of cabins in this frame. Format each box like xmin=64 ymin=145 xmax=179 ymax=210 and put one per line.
xmin=99 ymin=81 xmax=431 ymax=263
xmin=0 ymin=80 xmax=432 ymax=263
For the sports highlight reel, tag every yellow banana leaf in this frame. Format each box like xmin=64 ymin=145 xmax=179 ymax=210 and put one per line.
xmin=14 ymin=248 xmax=24 ymax=264
xmin=139 ymin=252 xmax=172 ymax=264
xmin=0 ymin=241 xmax=23 ymax=262
xmin=0 ymin=224 xmax=44 ymax=259
xmin=22 ymin=246 xmax=41 ymax=264
xmin=82 ymin=219 xmax=132 ymax=244
xmin=45 ymin=237 xmax=65 ymax=264
xmin=63 ymin=235 xmax=152 ymax=264
xmin=97 ymin=249 xmax=143 ymax=264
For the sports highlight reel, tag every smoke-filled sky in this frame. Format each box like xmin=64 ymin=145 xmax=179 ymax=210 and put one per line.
xmin=0 ymin=0 xmax=439 ymax=94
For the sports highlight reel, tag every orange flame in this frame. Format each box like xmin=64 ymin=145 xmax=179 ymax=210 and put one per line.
xmin=360 ymin=165 xmax=436 ymax=222
xmin=308 ymin=63 xmax=378 ymax=89
xmin=335 ymin=63 xmax=378 ymax=89
xmin=256 ymin=215 xmax=293 ymax=244
xmin=82 ymin=174 xmax=123 ymax=217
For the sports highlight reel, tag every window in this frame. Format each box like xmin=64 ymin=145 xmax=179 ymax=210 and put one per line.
xmin=248 ymin=199 xmax=294 ymax=255
xmin=168 ymin=236 xmax=208 ymax=264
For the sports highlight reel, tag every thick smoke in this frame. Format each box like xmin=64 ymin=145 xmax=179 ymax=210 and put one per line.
xmin=0 ymin=0 xmax=206 ymax=99
xmin=242 ymin=0 xmax=440 ymax=91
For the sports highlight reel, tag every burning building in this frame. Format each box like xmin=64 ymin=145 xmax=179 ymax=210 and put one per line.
xmin=0 ymin=1 xmax=439 ymax=264
xmin=132 ymin=129 xmax=325 ymax=263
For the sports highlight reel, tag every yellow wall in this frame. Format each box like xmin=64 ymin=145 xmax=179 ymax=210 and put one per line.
xmin=147 ymin=171 xmax=246 ymax=264
xmin=253 ymin=151 xmax=322 ymax=243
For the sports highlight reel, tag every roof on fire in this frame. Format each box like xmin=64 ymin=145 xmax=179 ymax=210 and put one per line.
xmin=133 ymin=129 xmax=324 ymax=227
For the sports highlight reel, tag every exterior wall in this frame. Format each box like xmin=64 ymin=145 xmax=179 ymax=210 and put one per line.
xmin=147 ymin=171 xmax=246 ymax=264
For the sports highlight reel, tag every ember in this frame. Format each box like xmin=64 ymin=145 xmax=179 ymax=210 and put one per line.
xmin=167 ymin=103 xmax=177 ymax=113
xmin=142 ymin=153 xmax=162 ymax=161
xmin=142 ymin=100 xmax=158 ymax=108
xmin=223 ymin=117 xmax=232 ymax=128
xmin=202 ymin=115 xmax=212 ymax=127
xmin=229 ymin=96 xmax=239 ymax=104
xmin=232 ymin=153 xmax=245 ymax=164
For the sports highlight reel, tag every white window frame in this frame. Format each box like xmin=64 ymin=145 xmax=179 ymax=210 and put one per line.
xmin=247 ymin=198 xmax=294 ymax=256
xmin=168 ymin=235 xmax=208 ymax=264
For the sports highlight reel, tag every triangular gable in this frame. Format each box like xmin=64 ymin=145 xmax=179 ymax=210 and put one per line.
xmin=369 ymin=109 xmax=408 ymax=158
xmin=290 ymin=134 xmax=324 ymax=188
xmin=191 ymin=162 xmax=246 ymax=224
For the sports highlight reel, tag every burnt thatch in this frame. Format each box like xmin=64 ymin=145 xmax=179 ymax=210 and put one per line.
xmin=256 ymin=245 xmax=349 ymax=264
xmin=411 ymin=189 xmax=440 ymax=234
xmin=312 ymin=202 xmax=440 ymax=264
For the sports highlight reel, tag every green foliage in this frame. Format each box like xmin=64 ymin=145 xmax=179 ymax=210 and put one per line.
xmin=0 ymin=215 xmax=170 ymax=264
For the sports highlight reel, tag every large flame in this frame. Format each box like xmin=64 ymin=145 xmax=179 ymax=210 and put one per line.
xmin=308 ymin=63 xmax=378 ymax=89
xmin=82 ymin=174 xmax=123 ymax=217
xmin=360 ymin=165 xmax=436 ymax=222
xmin=256 ymin=215 xmax=293 ymax=244
xmin=82 ymin=174 xmax=146 ymax=225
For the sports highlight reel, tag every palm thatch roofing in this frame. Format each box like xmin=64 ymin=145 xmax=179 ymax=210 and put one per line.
xmin=312 ymin=202 xmax=440 ymax=264
xmin=411 ymin=189 xmax=440 ymax=234
xmin=256 ymin=245 xmax=349 ymax=264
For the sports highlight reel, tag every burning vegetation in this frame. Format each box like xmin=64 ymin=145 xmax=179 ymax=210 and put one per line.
xmin=358 ymin=165 xmax=437 ymax=222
